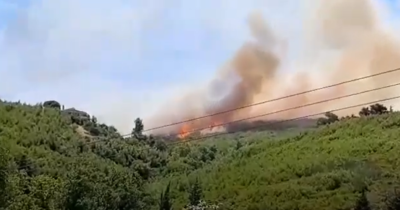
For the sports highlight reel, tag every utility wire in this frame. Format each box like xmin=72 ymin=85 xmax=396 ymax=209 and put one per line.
xmin=139 ymin=67 xmax=400 ymax=133
xmin=167 ymin=82 xmax=400 ymax=137
xmin=89 ymin=82 xmax=400 ymax=146
xmin=167 ymin=95 xmax=400 ymax=146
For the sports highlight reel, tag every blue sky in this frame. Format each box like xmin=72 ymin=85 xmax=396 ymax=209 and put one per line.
xmin=0 ymin=0 xmax=399 ymax=133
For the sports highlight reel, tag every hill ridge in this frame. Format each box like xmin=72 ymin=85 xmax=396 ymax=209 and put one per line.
xmin=0 ymin=99 xmax=399 ymax=210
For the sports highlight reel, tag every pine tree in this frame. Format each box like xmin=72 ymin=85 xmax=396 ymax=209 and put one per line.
xmin=354 ymin=188 xmax=371 ymax=210
xmin=159 ymin=182 xmax=172 ymax=210
xmin=65 ymin=173 xmax=89 ymax=210
xmin=132 ymin=118 xmax=147 ymax=141
xmin=133 ymin=118 xmax=144 ymax=135
xmin=188 ymin=177 xmax=203 ymax=206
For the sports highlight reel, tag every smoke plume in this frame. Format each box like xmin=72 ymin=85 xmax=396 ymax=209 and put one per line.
xmin=145 ymin=0 xmax=400 ymax=136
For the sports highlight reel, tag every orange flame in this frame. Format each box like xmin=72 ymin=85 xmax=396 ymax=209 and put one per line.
xmin=177 ymin=120 xmax=225 ymax=139
xmin=177 ymin=124 xmax=191 ymax=139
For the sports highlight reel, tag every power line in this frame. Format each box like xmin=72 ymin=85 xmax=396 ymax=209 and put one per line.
xmin=140 ymin=67 xmax=400 ymax=133
xmin=121 ymin=78 xmax=400 ymax=138
xmin=167 ymin=95 xmax=400 ymax=146
xmin=90 ymin=82 xmax=400 ymax=146
xmin=164 ymin=82 xmax=400 ymax=137
xmin=88 ymin=94 xmax=400 ymax=154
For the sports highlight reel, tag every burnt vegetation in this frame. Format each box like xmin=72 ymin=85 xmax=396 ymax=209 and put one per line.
xmin=1 ymin=99 xmax=400 ymax=210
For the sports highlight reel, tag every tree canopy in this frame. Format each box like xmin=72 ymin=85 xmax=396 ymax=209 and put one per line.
xmin=1 ymin=100 xmax=400 ymax=210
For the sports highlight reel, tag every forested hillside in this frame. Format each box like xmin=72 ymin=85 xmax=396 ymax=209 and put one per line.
xmin=1 ymin=99 xmax=400 ymax=210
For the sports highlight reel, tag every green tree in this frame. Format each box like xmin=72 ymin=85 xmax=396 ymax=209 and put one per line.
xmin=134 ymin=118 xmax=144 ymax=134
xmin=132 ymin=118 xmax=147 ymax=141
xmin=159 ymin=182 xmax=173 ymax=210
xmin=317 ymin=112 xmax=339 ymax=126
xmin=43 ymin=100 xmax=61 ymax=109
xmin=370 ymin=103 xmax=388 ymax=115
xmin=325 ymin=112 xmax=339 ymax=123
xmin=65 ymin=174 xmax=89 ymax=210
xmin=359 ymin=107 xmax=370 ymax=117
xmin=188 ymin=177 xmax=203 ymax=206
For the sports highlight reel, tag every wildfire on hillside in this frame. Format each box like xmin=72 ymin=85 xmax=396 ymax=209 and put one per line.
xmin=177 ymin=124 xmax=191 ymax=139
xmin=145 ymin=0 xmax=400 ymax=138
xmin=177 ymin=120 xmax=226 ymax=139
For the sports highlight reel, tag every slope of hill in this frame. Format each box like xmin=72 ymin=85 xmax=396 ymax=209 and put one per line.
xmin=0 ymin=100 xmax=229 ymax=210
xmin=148 ymin=111 xmax=400 ymax=210
xmin=0 ymin=101 xmax=151 ymax=210
xmin=1 ymin=99 xmax=400 ymax=210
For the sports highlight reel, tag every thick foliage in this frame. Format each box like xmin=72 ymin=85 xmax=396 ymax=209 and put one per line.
xmin=2 ymin=100 xmax=400 ymax=210
xmin=0 ymin=101 xmax=225 ymax=210
xmin=0 ymin=102 xmax=152 ymax=210
xmin=150 ymin=111 xmax=400 ymax=210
